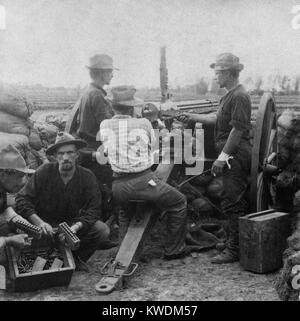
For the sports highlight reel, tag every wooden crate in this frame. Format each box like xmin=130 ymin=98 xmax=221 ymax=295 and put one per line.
xmin=6 ymin=237 xmax=75 ymax=292
xmin=239 ymin=209 xmax=290 ymax=274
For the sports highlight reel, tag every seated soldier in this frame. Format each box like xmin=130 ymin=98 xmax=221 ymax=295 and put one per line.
xmin=15 ymin=133 xmax=116 ymax=271
xmin=98 ymin=85 xmax=202 ymax=260
xmin=0 ymin=145 xmax=34 ymax=265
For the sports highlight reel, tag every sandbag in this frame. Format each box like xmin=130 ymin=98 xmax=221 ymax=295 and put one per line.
xmin=25 ymin=148 xmax=49 ymax=170
xmin=0 ymin=132 xmax=29 ymax=158
xmin=33 ymin=121 xmax=58 ymax=144
xmin=29 ymin=127 xmax=43 ymax=151
xmin=191 ymin=174 xmax=213 ymax=187
xmin=192 ymin=197 xmax=213 ymax=213
xmin=277 ymin=126 xmax=289 ymax=145
xmin=0 ymin=111 xmax=30 ymax=136
xmin=277 ymin=110 xmax=300 ymax=130
xmin=45 ymin=113 xmax=68 ymax=131
xmin=206 ymin=177 xmax=223 ymax=200
xmin=180 ymin=182 xmax=205 ymax=202
xmin=186 ymin=223 xmax=225 ymax=250
xmin=0 ymin=85 xmax=32 ymax=119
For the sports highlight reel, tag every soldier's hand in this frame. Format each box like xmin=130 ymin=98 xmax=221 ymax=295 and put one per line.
xmin=176 ymin=113 xmax=191 ymax=123
xmin=70 ymin=222 xmax=82 ymax=234
xmin=211 ymin=159 xmax=226 ymax=177
xmin=38 ymin=222 xmax=54 ymax=236
xmin=177 ymin=113 xmax=199 ymax=124
xmin=5 ymin=234 xmax=29 ymax=250
xmin=58 ymin=233 xmax=66 ymax=245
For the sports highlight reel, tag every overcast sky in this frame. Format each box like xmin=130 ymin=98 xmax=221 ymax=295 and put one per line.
xmin=0 ymin=0 xmax=300 ymax=88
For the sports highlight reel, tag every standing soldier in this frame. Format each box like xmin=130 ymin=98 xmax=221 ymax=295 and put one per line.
xmin=178 ymin=53 xmax=252 ymax=263
xmin=73 ymin=54 xmax=118 ymax=220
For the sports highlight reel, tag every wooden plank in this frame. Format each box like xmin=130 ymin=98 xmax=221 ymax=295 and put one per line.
xmin=115 ymin=209 xmax=153 ymax=266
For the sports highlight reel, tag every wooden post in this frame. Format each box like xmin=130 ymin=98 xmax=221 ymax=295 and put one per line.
xmin=160 ymin=46 xmax=168 ymax=103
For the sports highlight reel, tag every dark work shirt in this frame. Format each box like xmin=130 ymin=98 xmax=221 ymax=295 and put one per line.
xmin=15 ymin=163 xmax=102 ymax=233
xmin=215 ymin=84 xmax=251 ymax=146
xmin=76 ymin=83 xmax=114 ymax=144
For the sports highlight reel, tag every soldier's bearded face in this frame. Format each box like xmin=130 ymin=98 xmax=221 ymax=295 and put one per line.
xmin=55 ymin=144 xmax=78 ymax=172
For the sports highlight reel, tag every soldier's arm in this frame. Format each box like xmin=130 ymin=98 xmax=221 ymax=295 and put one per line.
xmin=222 ymin=127 xmax=244 ymax=155
xmin=0 ymin=234 xmax=29 ymax=251
xmin=16 ymin=169 xmax=55 ymax=236
xmin=177 ymin=112 xmax=217 ymax=126
xmin=223 ymin=95 xmax=251 ymax=154
xmin=91 ymin=93 xmax=110 ymax=124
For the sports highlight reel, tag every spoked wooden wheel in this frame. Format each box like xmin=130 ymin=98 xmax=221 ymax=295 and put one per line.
xmin=250 ymin=93 xmax=277 ymax=213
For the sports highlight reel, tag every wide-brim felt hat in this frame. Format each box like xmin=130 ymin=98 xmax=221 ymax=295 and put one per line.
xmin=86 ymin=54 xmax=119 ymax=70
xmin=0 ymin=144 xmax=35 ymax=174
xmin=210 ymin=53 xmax=244 ymax=71
xmin=112 ymin=85 xmax=144 ymax=107
xmin=46 ymin=132 xmax=87 ymax=156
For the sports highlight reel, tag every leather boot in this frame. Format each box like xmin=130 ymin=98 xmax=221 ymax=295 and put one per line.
xmin=211 ymin=213 xmax=240 ymax=264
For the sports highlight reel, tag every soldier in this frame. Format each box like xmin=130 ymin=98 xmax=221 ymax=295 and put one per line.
xmin=98 ymin=86 xmax=204 ymax=260
xmin=0 ymin=145 xmax=35 ymax=265
xmin=178 ymin=53 xmax=252 ymax=263
xmin=75 ymin=54 xmax=118 ymax=220
xmin=16 ymin=133 xmax=116 ymax=271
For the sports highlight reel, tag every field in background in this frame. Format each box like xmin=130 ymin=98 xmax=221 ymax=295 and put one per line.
xmin=20 ymin=86 xmax=300 ymax=114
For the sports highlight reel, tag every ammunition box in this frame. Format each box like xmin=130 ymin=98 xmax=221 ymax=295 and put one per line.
xmin=6 ymin=237 xmax=75 ymax=292
xmin=239 ymin=209 xmax=290 ymax=273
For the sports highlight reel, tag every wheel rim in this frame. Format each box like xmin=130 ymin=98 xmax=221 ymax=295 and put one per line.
xmin=250 ymin=93 xmax=277 ymax=213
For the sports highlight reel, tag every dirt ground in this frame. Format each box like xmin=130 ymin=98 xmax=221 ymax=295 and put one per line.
xmin=0 ymin=221 xmax=280 ymax=301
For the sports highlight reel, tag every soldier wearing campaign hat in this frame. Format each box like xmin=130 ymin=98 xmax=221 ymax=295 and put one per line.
xmin=178 ymin=53 xmax=252 ymax=264
xmin=73 ymin=54 xmax=119 ymax=220
xmin=16 ymin=133 xmax=117 ymax=271
xmin=77 ymin=54 xmax=118 ymax=145
xmin=0 ymin=145 xmax=36 ymax=265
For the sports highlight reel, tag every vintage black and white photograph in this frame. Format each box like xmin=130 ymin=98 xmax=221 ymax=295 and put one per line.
xmin=0 ymin=0 xmax=300 ymax=303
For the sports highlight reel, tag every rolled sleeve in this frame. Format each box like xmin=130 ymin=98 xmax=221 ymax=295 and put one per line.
xmin=229 ymin=95 xmax=251 ymax=131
